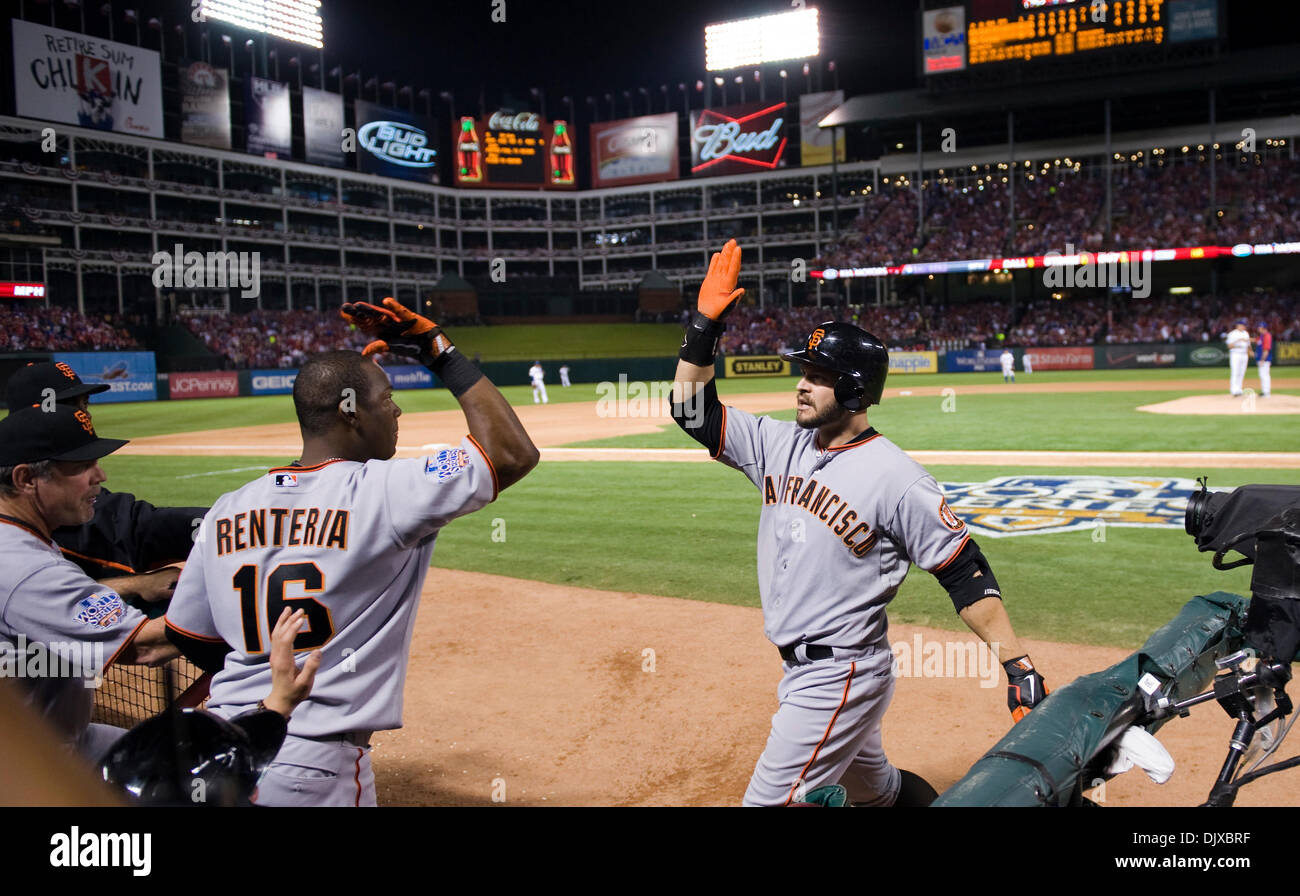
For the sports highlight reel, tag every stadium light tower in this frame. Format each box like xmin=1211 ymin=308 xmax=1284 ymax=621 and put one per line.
xmin=197 ymin=0 xmax=324 ymax=49
xmin=704 ymin=8 xmax=819 ymax=72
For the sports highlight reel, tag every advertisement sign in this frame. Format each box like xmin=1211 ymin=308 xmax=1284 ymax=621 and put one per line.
xmin=384 ymin=364 xmax=435 ymax=390
xmin=799 ymin=91 xmax=844 ymax=166
xmin=589 ymin=113 xmax=679 ymax=187
xmin=302 ymin=86 xmax=345 ymax=168
xmin=1168 ymin=0 xmax=1219 ymax=43
xmin=167 ymin=370 xmax=238 ymax=400
xmin=690 ymin=102 xmax=788 ymax=177
xmin=180 ymin=62 xmax=231 ymax=150
xmin=944 ymin=349 xmax=1005 ymax=373
xmin=1276 ymin=342 xmax=1300 ymax=366
xmin=887 ymin=351 xmax=939 ymax=375
xmin=355 ymin=100 xmax=438 ymax=183
xmin=1103 ymin=345 xmax=1178 ymax=369
xmin=1184 ymin=344 xmax=1228 ymax=367
xmin=725 ymin=356 xmax=789 ymax=378
xmin=1028 ymin=347 xmax=1094 ymax=371
xmin=53 ymin=351 xmax=156 ymax=404
xmin=453 ymin=111 xmax=574 ymax=189
xmin=922 ymin=7 xmax=967 ymax=74
xmin=12 ymin=19 xmax=164 ymax=137
xmin=250 ymin=369 xmax=298 ymax=395
xmin=245 ymin=77 xmax=291 ymax=158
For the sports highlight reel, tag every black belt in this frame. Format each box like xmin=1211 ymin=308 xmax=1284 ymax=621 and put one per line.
xmin=779 ymin=643 xmax=834 ymax=664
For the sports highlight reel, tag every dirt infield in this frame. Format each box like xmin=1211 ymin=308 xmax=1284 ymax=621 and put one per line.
xmin=375 ymin=569 xmax=1300 ymax=806
xmin=1139 ymin=394 xmax=1300 ymax=415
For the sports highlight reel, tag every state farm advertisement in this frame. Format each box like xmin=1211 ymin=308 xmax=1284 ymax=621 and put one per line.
xmin=1029 ymin=347 xmax=1095 ymax=370
xmin=690 ymin=102 xmax=788 ymax=177
xmin=168 ymin=370 xmax=238 ymax=400
xmin=589 ymin=113 xmax=678 ymax=187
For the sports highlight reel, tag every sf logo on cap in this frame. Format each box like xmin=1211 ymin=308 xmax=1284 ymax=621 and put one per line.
xmin=74 ymin=409 xmax=95 ymax=435
xmin=808 ymin=328 xmax=826 ymax=349
xmin=55 ymin=362 xmax=77 ymax=381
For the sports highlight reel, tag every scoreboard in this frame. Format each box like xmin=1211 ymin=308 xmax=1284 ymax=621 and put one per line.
xmin=968 ymin=0 xmax=1167 ymax=66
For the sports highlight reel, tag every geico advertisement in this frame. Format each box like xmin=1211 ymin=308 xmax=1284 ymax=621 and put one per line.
xmin=726 ymin=356 xmax=790 ymax=377
xmin=887 ymin=351 xmax=939 ymax=374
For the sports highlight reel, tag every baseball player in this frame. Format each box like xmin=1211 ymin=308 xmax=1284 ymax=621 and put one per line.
xmin=1000 ymin=348 xmax=1015 ymax=383
xmin=529 ymin=361 xmax=549 ymax=404
xmin=559 ymin=364 xmax=572 ymax=388
xmin=165 ymin=298 xmax=538 ymax=806
xmin=0 ymin=405 xmax=181 ymax=760
xmin=1256 ymin=322 xmax=1273 ymax=398
xmin=670 ymin=241 xmax=1048 ymax=807
xmin=1022 ymin=351 xmax=1032 ymax=376
xmin=5 ymin=362 xmax=208 ymax=604
xmin=1226 ymin=320 xmax=1251 ymax=397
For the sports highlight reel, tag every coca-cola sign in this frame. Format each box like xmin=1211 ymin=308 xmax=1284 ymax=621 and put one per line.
xmin=488 ymin=110 xmax=541 ymax=132
xmin=690 ymin=102 xmax=788 ymax=176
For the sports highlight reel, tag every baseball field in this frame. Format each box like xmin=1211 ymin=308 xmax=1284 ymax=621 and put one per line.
xmin=91 ymin=362 xmax=1300 ymax=806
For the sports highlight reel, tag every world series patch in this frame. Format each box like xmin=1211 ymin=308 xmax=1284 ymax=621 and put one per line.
xmin=425 ymin=448 xmax=470 ymax=481
xmin=938 ymin=475 xmax=1204 ymax=537
xmin=74 ymin=591 xmax=125 ymax=628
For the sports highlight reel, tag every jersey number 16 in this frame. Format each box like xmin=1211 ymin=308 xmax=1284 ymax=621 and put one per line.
xmin=233 ymin=562 xmax=334 ymax=653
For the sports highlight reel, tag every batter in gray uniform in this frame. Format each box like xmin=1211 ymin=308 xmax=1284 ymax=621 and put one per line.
xmin=671 ymin=241 xmax=1048 ymax=806
xmin=166 ymin=300 xmax=538 ymax=806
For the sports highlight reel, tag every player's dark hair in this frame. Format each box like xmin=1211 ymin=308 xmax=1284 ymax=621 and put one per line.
xmin=293 ymin=350 xmax=376 ymax=436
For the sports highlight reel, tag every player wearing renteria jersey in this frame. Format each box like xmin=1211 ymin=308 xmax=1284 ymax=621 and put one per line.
xmin=671 ymin=241 xmax=1047 ymax=807
xmin=166 ymin=304 xmax=538 ymax=806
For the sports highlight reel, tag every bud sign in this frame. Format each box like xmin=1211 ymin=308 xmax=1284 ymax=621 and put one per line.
xmin=690 ymin=103 xmax=788 ymax=176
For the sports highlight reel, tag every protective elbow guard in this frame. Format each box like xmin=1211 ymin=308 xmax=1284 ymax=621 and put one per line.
xmin=935 ymin=538 xmax=1002 ymax=612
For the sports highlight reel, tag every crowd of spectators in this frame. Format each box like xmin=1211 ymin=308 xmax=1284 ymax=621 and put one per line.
xmin=816 ymin=158 xmax=1300 ymax=271
xmin=0 ymin=303 xmax=139 ymax=351
xmin=177 ymin=308 xmax=368 ymax=369
xmin=718 ymin=291 xmax=1300 ymax=354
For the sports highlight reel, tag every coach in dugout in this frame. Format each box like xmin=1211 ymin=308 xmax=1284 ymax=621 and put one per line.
xmin=0 ymin=404 xmax=180 ymax=760
xmin=5 ymin=362 xmax=209 ymax=607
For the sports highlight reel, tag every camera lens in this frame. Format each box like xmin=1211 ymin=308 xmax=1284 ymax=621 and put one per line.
xmin=1185 ymin=490 xmax=1210 ymax=536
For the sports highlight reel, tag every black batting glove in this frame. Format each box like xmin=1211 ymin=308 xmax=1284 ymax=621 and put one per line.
xmin=1004 ymin=655 xmax=1049 ymax=723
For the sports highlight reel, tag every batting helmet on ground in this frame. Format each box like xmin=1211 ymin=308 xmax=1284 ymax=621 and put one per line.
xmin=100 ymin=708 xmax=287 ymax=806
xmin=783 ymin=322 xmax=890 ymax=410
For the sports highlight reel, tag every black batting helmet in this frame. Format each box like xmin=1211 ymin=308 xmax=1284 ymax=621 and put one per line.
xmin=100 ymin=708 xmax=287 ymax=806
xmin=782 ymin=322 xmax=889 ymax=410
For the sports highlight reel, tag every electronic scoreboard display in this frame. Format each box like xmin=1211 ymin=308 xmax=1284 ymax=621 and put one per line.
xmin=967 ymin=0 xmax=1173 ymax=67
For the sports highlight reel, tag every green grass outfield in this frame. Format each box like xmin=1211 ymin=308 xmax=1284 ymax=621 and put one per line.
xmin=100 ymin=454 xmax=1300 ymax=650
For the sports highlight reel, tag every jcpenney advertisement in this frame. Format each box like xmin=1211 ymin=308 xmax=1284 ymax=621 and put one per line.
xmin=167 ymin=370 xmax=239 ymax=399
xmin=690 ymin=102 xmax=788 ymax=177
xmin=180 ymin=62 xmax=231 ymax=150
xmin=354 ymin=100 xmax=437 ymax=183
xmin=303 ymin=86 xmax=345 ymax=168
xmin=589 ymin=113 xmax=679 ymax=187
xmin=53 ymin=351 xmax=157 ymax=404
xmin=12 ymin=19 xmax=164 ymax=137
xmin=245 ymin=77 xmax=291 ymax=159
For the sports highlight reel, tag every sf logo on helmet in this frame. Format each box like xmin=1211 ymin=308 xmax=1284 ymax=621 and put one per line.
xmin=808 ymin=328 xmax=826 ymax=349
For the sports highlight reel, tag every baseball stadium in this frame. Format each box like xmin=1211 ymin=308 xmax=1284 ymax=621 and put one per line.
xmin=2 ymin=0 xmax=1299 ymax=824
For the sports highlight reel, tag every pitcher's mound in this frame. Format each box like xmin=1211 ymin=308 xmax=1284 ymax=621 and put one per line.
xmin=1138 ymin=393 xmax=1300 ymax=415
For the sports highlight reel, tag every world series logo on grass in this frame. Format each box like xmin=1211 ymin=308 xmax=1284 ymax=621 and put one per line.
xmin=938 ymin=475 xmax=1201 ymax=537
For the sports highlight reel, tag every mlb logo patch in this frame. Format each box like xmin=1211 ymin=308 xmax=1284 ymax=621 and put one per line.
xmin=274 ymin=473 xmax=299 ymax=488
xmin=425 ymin=448 xmax=470 ymax=482
xmin=75 ymin=591 xmax=125 ymax=629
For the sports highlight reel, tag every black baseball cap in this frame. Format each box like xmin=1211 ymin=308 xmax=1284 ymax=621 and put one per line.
xmin=0 ymin=405 xmax=128 ymax=465
xmin=4 ymin=361 xmax=111 ymax=411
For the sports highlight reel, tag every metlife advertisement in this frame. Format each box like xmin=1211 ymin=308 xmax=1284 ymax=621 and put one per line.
xmin=353 ymin=99 xmax=438 ymax=183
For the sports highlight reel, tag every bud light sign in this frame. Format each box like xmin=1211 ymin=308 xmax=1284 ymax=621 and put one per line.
xmin=690 ymin=102 xmax=787 ymax=176
xmin=354 ymin=100 xmax=437 ymax=183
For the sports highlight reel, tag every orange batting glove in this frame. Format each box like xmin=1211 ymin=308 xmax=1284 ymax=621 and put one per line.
xmin=697 ymin=239 xmax=745 ymax=321
xmin=340 ymin=297 xmax=452 ymax=366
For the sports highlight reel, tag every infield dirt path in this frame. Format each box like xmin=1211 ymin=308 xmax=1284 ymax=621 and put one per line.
xmin=374 ymin=569 xmax=1300 ymax=807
